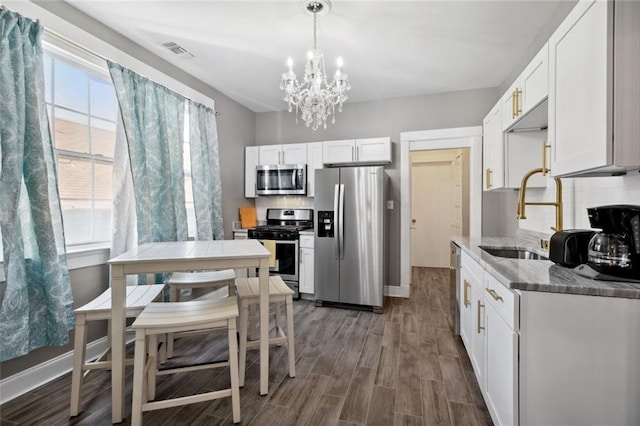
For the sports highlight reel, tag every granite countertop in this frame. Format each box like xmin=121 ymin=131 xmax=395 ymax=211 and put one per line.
xmin=452 ymin=236 xmax=640 ymax=299
xmin=299 ymin=229 xmax=314 ymax=235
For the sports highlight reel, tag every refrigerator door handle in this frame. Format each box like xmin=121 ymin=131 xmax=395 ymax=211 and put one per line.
xmin=333 ymin=184 xmax=340 ymax=258
xmin=338 ymin=183 xmax=345 ymax=260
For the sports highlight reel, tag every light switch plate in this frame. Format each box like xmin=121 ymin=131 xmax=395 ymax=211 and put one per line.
xmin=386 ymin=200 xmax=394 ymax=209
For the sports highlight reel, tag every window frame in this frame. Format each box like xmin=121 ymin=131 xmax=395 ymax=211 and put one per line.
xmin=43 ymin=41 xmax=116 ymax=248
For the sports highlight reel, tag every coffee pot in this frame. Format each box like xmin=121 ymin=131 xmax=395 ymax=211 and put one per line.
xmin=585 ymin=205 xmax=640 ymax=280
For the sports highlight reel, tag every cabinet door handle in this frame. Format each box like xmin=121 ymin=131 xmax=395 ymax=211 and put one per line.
xmin=485 ymin=168 xmax=493 ymax=189
xmin=463 ymin=279 xmax=471 ymax=307
xmin=541 ymin=140 xmax=551 ymax=176
xmin=486 ymin=288 xmax=503 ymax=302
xmin=477 ymin=300 xmax=485 ymax=333
xmin=512 ymin=89 xmax=517 ymax=118
xmin=352 ymin=146 xmax=355 ymax=161
xmin=513 ymin=89 xmax=522 ymax=118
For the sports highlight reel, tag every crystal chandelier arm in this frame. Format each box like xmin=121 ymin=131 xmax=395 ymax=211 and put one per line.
xmin=279 ymin=0 xmax=350 ymax=130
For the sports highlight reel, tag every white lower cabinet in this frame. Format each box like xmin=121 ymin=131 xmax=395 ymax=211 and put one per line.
xmin=299 ymin=234 xmax=314 ymax=295
xmin=460 ymin=252 xmax=518 ymax=426
xmin=460 ymin=247 xmax=640 ymax=426
xmin=484 ymin=298 xmax=518 ymax=426
xmin=470 ymin=281 xmax=485 ymax=391
xmin=460 ymin=252 xmax=486 ymax=391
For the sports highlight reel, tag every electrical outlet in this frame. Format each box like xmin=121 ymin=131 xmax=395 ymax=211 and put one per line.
xmin=540 ymin=238 xmax=550 ymax=251
xmin=386 ymin=200 xmax=394 ymax=210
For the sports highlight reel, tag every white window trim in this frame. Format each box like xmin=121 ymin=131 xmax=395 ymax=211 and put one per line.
xmin=0 ymin=245 xmax=111 ymax=283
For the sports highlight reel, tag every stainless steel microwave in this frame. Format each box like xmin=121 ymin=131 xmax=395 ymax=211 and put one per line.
xmin=256 ymin=164 xmax=306 ymax=196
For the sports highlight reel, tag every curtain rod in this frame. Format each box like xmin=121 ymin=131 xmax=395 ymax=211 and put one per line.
xmin=44 ymin=30 xmax=221 ymax=117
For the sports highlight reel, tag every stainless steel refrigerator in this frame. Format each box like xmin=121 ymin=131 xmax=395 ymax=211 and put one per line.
xmin=314 ymin=166 xmax=387 ymax=312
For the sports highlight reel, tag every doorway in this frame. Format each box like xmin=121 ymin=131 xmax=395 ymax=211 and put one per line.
xmin=411 ymin=149 xmax=470 ymax=268
xmin=399 ymin=126 xmax=483 ymax=294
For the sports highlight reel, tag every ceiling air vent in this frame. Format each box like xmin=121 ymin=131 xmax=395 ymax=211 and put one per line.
xmin=161 ymin=42 xmax=194 ymax=59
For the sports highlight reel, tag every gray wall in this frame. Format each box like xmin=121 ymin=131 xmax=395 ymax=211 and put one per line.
xmin=256 ymin=87 xmax=500 ymax=286
xmin=1 ymin=265 xmax=108 ymax=379
xmin=0 ymin=1 xmax=255 ymax=380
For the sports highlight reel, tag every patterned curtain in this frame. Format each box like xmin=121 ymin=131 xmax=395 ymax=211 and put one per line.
xmin=108 ymin=62 xmax=188 ymax=245
xmin=0 ymin=8 xmax=74 ymax=361
xmin=188 ymin=101 xmax=224 ymax=240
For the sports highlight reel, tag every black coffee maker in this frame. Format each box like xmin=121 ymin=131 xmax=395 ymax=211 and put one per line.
xmin=585 ymin=205 xmax=640 ymax=280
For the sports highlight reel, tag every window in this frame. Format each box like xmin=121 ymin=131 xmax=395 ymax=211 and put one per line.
xmin=43 ymin=46 xmax=116 ymax=247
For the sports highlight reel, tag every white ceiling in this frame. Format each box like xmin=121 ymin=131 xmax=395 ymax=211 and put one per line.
xmin=65 ymin=0 xmax=565 ymax=113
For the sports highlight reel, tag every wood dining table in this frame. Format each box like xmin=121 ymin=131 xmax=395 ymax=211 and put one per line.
xmin=107 ymin=240 xmax=271 ymax=424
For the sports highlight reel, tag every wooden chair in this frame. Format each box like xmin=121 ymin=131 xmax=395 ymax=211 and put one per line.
xmin=69 ymin=284 xmax=165 ymax=417
xmin=235 ymin=275 xmax=295 ymax=387
xmin=166 ymin=270 xmax=236 ymax=357
xmin=130 ymin=296 xmax=241 ymax=426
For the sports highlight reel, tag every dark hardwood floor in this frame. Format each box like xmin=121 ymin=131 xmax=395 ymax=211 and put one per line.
xmin=1 ymin=267 xmax=492 ymax=425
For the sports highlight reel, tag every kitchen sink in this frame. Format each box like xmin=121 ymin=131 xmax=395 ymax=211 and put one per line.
xmin=479 ymin=246 xmax=548 ymax=260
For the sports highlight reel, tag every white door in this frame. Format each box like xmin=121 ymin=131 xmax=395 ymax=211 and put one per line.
xmin=411 ymin=161 xmax=453 ymax=267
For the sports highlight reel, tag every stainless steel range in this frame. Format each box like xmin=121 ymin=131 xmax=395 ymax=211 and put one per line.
xmin=247 ymin=208 xmax=313 ymax=298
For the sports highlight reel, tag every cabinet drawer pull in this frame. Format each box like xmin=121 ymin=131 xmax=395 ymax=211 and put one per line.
xmin=485 ymin=168 xmax=493 ymax=189
xmin=477 ymin=300 xmax=485 ymax=333
xmin=486 ymin=288 xmax=503 ymax=302
xmin=463 ymin=279 xmax=471 ymax=307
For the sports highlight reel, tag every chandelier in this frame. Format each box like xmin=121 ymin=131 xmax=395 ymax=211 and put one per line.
xmin=280 ymin=0 xmax=351 ymax=130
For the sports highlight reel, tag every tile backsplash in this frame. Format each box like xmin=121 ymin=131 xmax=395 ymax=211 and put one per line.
xmin=518 ymin=173 xmax=640 ymax=234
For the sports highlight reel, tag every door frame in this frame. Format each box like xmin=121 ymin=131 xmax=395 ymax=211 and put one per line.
xmin=400 ymin=126 xmax=482 ymax=293
xmin=411 ymin=153 xmax=459 ymax=268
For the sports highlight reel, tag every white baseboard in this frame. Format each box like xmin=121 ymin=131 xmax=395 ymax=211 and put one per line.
xmin=0 ymin=337 xmax=110 ymax=405
xmin=385 ymin=284 xmax=410 ymax=298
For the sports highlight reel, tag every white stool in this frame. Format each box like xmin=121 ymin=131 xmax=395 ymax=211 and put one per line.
xmin=235 ymin=276 xmax=295 ymax=387
xmin=167 ymin=270 xmax=236 ymax=357
xmin=130 ymin=296 xmax=241 ymax=426
xmin=69 ymin=284 xmax=165 ymax=417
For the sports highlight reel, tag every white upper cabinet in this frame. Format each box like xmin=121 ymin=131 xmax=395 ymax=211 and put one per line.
xmin=306 ymin=142 xmax=323 ymax=197
xmin=483 ymin=101 xmax=504 ymax=191
xmin=502 ymin=43 xmax=549 ymax=131
xmin=245 ymin=146 xmax=259 ymax=198
xmin=323 ymin=139 xmax=357 ymax=164
xmin=549 ymin=0 xmax=640 ymax=177
xmin=258 ymin=143 xmax=308 ymax=165
xmin=356 ymin=137 xmax=392 ymax=163
xmin=283 ymin=143 xmax=308 ymax=164
xmin=258 ymin=145 xmax=281 ymax=165
xmin=323 ymin=137 xmax=391 ymax=165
